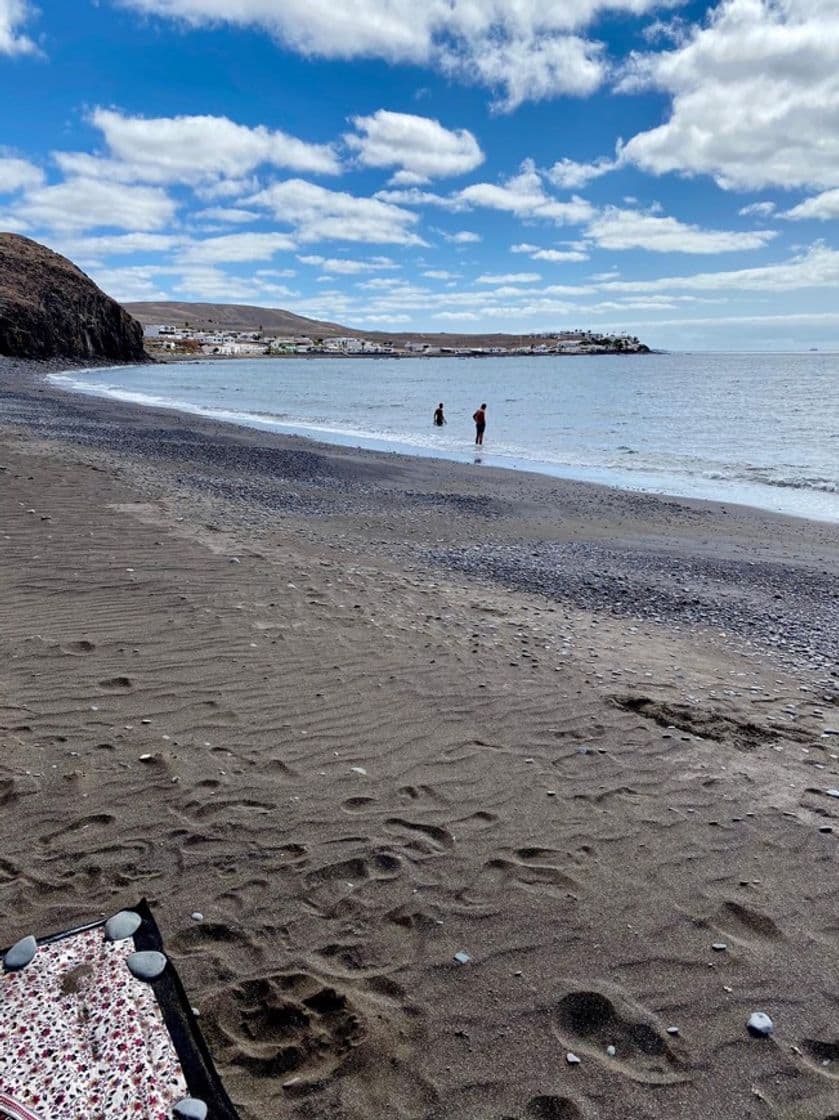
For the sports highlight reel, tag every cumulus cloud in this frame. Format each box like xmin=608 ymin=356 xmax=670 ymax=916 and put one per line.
xmin=247 ymin=178 xmax=426 ymax=245
xmin=476 ymin=272 xmax=541 ymax=284
xmin=600 ymin=243 xmax=839 ymax=293
xmin=117 ymin=0 xmax=666 ymax=109
xmin=443 ymin=230 xmax=481 ymax=243
xmin=55 ymin=107 xmax=340 ymax=186
xmin=547 ymin=155 xmax=618 ymax=189
xmin=620 ymin=0 xmax=839 ymax=191
xmin=177 ymin=232 xmax=297 ymax=264
xmin=14 ymin=178 xmax=176 ymax=231
xmin=296 ymin=254 xmax=399 ymax=274
xmin=586 ymin=207 xmax=776 ymax=252
xmin=459 ymin=160 xmax=595 ymax=224
xmin=512 ymin=242 xmax=589 ymax=261
xmin=783 ymin=190 xmax=839 ymax=221
xmin=0 ymin=0 xmax=37 ymax=54
xmin=739 ymin=201 xmax=776 ymax=218
xmin=0 ymin=155 xmax=43 ymax=193
xmin=346 ymin=110 xmax=483 ymax=182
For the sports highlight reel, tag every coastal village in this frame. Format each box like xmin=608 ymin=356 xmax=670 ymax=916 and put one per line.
xmin=142 ymin=323 xmax=649 ymax=358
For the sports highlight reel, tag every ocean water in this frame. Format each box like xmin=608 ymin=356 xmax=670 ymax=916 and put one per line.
xmin=50 ymin=352 xmax=839 ymax=522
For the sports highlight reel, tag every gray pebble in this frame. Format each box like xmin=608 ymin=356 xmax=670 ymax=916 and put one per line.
xmin=566 ymin=1052 xmax=581 ymax=1065
xmin=711 ymin=942 xmax=727 ymax=951
xmin=191 ymin=911 xmax=204 ymax=922
xmin=3 ymin=935 xmax=37 ymax=972
xmin=453 ymin=950 xmax=471 ymax=964
xmin=126 ymin=950 xmax=167 ymax=981
xmin=173 ymin=1099 xmax=208 ymax=1120
xmin=105 ymin=910 xmax=142 ymax=942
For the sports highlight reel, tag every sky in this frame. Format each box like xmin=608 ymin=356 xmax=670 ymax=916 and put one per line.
xmin=1 ymin=1 xmax=839 ymax=350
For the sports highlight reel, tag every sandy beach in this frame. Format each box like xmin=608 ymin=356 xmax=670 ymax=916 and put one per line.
xmin=1 ymin=357 xmax=839 ymax=1120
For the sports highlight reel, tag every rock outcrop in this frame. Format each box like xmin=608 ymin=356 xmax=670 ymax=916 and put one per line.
xmin=0 ymin=233 xmax=147 ymax=361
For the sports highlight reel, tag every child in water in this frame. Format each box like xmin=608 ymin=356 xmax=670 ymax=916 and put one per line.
xmin=433 ymin=402 xmax=446 ymax=426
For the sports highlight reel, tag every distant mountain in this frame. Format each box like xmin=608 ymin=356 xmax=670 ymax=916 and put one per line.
xmin=123 ymin=301 xmax=350 ymax=338
xmin=1 ymin=234 xmax=146 ymax=361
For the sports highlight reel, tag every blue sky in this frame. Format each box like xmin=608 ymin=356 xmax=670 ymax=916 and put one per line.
xmin=2 ymin=0 xmax=838 ymax=349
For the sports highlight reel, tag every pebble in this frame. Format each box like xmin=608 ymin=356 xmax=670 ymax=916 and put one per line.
xmin=747 ymin=1012 xmax=774 ymax=1038
xmin=667 ymin=1026 xmax=680 ymax=1036
xmin=825 ymin=789 xmax=839 ymax=798
xmin=173 ymin=1100 xmax=208 ymax=1120
xmin=3 ymin=935 xmax=37 ymax=972
xmin=191 ymin=912 xmax=204 ymax=922
xmin=711 ymin=942 xmax=728 ymax=951
xmin=105 ymin=910 xmax=142 ymax=941
xmin=351 ymin=766 xmax=367 ymax=775
xmin=453 ymin=951 xmax=471 ymax=964
xmin=606 ymin=1044 xmax=616 ymax=1057
xmin=126 ymin=950 xmax=167 ymax=981
xmin=566 ymin=1052 xmax=581 ymax=1065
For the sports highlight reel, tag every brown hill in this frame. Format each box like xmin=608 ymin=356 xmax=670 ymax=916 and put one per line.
xmin=124 ymin=301 xmax=349 ymax=338
xmin=0 ymin=234 xmax=146 ymax=361
xmin=123 ymin=300 xmax=605 ymax=350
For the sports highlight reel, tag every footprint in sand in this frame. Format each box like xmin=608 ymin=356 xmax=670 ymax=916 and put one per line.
xmin=63 ymin=639 xmax=96 ymax=654
xmin=551 ymin=985 xmax=688 ymax=1086
xmin=98 ymin=675 xmax=133 ymax=691
xmin=525 ymin=1096 xmax=588 ymax=1120
xmin=203 ymin=971 xmax=365 ymax=1084
xmin=384 ymin=818 xmax=454 ymax=857
xmin=341 ymin=796 xmax=378 ymax=813
xmin=476 ymin=850 xmax=580 ymax=901
xmin=714 ymin=899 xmax=782 ymax=943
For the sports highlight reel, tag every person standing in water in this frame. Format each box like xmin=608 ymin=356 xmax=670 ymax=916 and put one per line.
xmin=433 ymin=402 xmax=446 ymax=426
xmin=473 ymin=402 xmax=487 ymax=445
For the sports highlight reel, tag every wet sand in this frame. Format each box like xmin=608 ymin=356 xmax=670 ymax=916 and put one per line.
xmin=1 ymin=358 xmax=839 ymax=1120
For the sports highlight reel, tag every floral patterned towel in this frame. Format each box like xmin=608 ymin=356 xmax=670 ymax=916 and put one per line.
xmin=0 ymin=904 xmax=241 ymax=1120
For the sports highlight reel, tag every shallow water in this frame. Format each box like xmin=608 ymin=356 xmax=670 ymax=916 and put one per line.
xmin=50 ymin=352 xmax=839 ymax=522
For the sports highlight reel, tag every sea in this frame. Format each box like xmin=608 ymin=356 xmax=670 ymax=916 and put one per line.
xmin=49 ymin=352 xmax=839 ymax=523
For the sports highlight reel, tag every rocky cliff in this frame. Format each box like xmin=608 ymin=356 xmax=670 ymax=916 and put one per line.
xmin=0 ymin=233 xmax=147 ymax=361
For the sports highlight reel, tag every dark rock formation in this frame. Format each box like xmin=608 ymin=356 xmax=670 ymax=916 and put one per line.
xmin=0 ymin=233 xmax=147 ymax=361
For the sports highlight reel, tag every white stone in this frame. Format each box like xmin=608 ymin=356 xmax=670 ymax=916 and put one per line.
xmin=566 ymin=1052 xmax=581 ymax=1064
xmin=747 ymin=1012 xmax=774 ymax=1037
xmin=173 ymin=1099 xmax=208 ymax=1120
xmin=453 ymin=951 xmax=471 ymax=964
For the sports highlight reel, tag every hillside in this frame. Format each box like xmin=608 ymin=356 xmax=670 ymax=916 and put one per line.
xmin=0 ymin=234 xmax=146 ymax=361
xmin=123 ymin=301 xmax=350 ymax=338
xmin=123 ymin=301 xmax=640 ymax=351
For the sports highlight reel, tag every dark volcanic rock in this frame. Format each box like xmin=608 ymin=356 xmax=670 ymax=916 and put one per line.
xmin=0 ymin=233 xmax=147 ymax=360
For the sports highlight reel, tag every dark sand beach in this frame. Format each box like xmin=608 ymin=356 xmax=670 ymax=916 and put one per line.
xmin=1 ymin=357 xmax=839 ymax=1120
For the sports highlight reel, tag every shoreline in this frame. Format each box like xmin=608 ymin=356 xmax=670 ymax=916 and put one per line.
xmin=2 ymin=354 xmax=839 ymax=1120
xmin=47 ymin=357 xmax=839 ymax=526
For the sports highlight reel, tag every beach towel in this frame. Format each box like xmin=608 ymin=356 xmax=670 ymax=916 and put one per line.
xmin=0 ymin=900 xmax=240 ymax=1120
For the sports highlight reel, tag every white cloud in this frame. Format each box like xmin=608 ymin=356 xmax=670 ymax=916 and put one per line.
xmin=739 ymin=201 xmax=776 ymax=218
xmin=177 ymin=232 xmax=297 ymax=263
xmin=0 ymin=0 xmax=37 ymax=55
xmin=458 ymin=160 xmax=595 ymax=224
xmin=442 ymin=32 xmax=605 ymax=112
xmin=445 ymin=230 xmax=481 ymax=243
xmin=117 ymin=0 xmax=666 ymax=109
xmin=0 ymin=155 xmax=43 ymax=193
xmin=247 ymin=178 xmax=426 ymax=245
xmin=51 ymin=233 xmax=182 ymax=260
xmin=55 ymin=107 xmax=340 ymax=186
xmin=586 ymin=206 xmax=776 ymax=253
xmin=476 ymin=272 xmax=541 ymax=284
xmin=783 ymin=190 xmax=839 ymax=221
xmin=14 ymin=178 xmax=176 ymax=232
xmin=423 ymin=269 xmax=458 ymax=279
xmin=620 ymin=0 xmax=839 ymax=191
xmin=512 ymin=242 xmax=589 ymax=261
xmin=88 ymin=264 xmax=170 ymax=302
xmin=374 ymin=187 xmax=467 ymax=211
xmin=194 ymin=207 xmax=261 ymax=223
xmin=297 ymin=254 xmax=398 ymax=274
xmin=346 ymin=110 xmax=483 ymax=181
xmin=547 ymin=155 xmax=617 ymax=189
xmin=434 ymin=310 xmax=481 ymax=321
xmin=601 ymin=243 xmax=839 ymax=293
